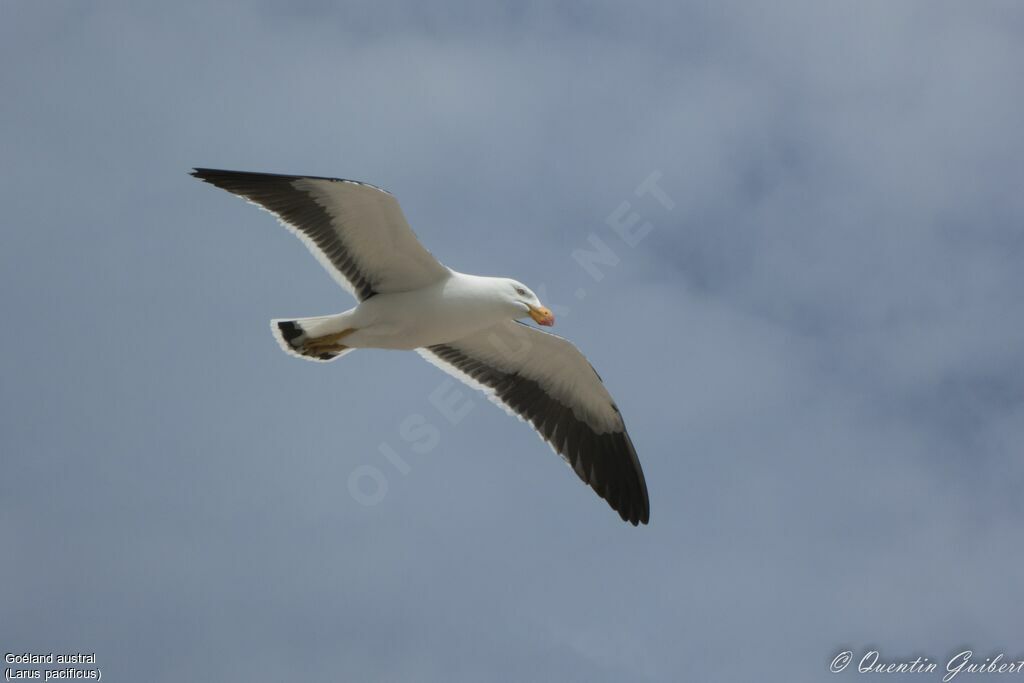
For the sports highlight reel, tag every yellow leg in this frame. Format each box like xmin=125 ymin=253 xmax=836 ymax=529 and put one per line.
xmin=304 ymin=328 xmax=355 ymax=354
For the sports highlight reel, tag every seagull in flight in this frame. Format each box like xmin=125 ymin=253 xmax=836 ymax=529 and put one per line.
xmin=192 ymin=168 xmax=650 ymax=525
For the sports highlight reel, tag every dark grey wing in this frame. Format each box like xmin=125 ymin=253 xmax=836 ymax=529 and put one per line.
xmin=418 ymin=321 xmax=650 ymax=526
xmin=192 ymin=168 xmax=448 ymax=300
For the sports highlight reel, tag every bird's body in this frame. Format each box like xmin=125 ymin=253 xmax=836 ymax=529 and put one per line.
xmin=192 ymin=168 xmax=650 ymax=525
xmin=324 ymin=272 xmax=529 ymax=350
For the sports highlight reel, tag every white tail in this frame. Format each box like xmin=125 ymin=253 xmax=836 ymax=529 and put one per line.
xmin=270 ymin=314 xmax=356 ymax=362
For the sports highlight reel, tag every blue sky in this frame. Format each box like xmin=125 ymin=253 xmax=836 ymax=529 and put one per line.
xmin=2 ymin=2 xmax=1023 ymax=681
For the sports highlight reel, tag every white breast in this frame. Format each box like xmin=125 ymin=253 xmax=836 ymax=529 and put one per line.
xmin=344 ymin=272 xmax=509 ymax=349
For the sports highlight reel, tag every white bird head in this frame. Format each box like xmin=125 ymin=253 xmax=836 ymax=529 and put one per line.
xmin=501 ymin=278 xmax=555 ymax=326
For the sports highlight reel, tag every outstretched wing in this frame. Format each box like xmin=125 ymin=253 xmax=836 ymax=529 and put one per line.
xmin=418 ymin=321 xmax=650 ymax=525
xmin=191 ymin=168 xmax=449 ymax=300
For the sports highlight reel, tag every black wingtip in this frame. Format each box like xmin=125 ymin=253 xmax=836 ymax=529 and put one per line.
xmin=190 ymin=168 xmax=301 ymax=196
xmin=625 ymin=506 xmax=650 ymax=526
xmin=189 ymin=167 xmax=251 ymax=183
xmin=190 ymin=168 xmax=222 ymax=185
xmin=190 ymin=167 xmax=234 ymax=184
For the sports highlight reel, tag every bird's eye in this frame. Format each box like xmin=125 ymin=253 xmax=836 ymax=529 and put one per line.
xmin=515 ymin=287 xmax=526 ymax=296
